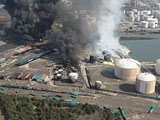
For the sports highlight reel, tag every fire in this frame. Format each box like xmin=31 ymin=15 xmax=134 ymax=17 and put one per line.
xmin=39 ymin=38 xmax=42 ymax=42
xmin=34 ymin=38 xmax=43 ymax=44
xmin=35 ymin=42 xmax=41 ymax=44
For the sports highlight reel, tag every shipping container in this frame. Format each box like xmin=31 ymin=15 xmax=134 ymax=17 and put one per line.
xmin=33 ymin=75 xmax=40 ymax=80
xmin=71 ymin=92 xmax=78 ymax=96
xmin=41 ymin=94 xmax=48 ymax=98
xmin=0 ymin=88 xmax=5 ymax=91
xmin=17 ymin=73 xmax=24 ymax=79
xmin=55 ymin=95 xmax=62 ymax=98
xmin=65 ymin=99 xmax=72 ymax=102
xmin=53 ymin=97 xmax=60 ymax=101
xmin=0 ymin=90 xmax=4 ymax=93
xmin=71 ymin=102 xmax=79 ymax=106
xmin=20 ymin=73 xmax=28 ymax=79
xmin=30 ymin=93 xmax=36 ymax=96
xmin=10 ymin=73 xmax=21 ymax=79
xmin=149 ymin=105 xmax=156 ymax=113
xmin=71 ymin=95 xmax=78 ymax=98
xmin=16 ymin=89 xmax=21 ymax=93
xmin=36 ymin=98 xmax=43 ymax=100
xmin=118 ymin=106 xmax=128 ymax=120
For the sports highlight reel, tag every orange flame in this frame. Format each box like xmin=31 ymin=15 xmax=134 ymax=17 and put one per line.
xmin=39 ymin=38 xmax=42 ymax=42
xmin=35 ymin=42 xmax=41 ymax=44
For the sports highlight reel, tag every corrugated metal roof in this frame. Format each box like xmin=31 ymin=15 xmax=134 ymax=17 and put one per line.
xmin=10 ymin=73 xmax=20 ymax=78
xmin=17 ymin=73 xmax=24 ymax=78
xmin=33 ymin=75 xmax=40 ymax=80
xmin=25 ymin=74 xmax=33 ymax=79
xmin=16 ymin=51 xmax=50 ymax=66
xmin=21 ymin=73 xmax=28 ymax=79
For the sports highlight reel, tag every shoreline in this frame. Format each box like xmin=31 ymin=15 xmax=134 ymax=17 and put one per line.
xmin=118 ymin=27 xmax=160 ymax=35
xmin=120 ymin=36 xmax=158 ymax=40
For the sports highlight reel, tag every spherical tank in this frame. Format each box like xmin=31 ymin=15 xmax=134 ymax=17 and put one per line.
xmin=136 ymin=73 xmax=156 ymax=94
xmin=114 ymin=59 xmax=140 ymax=80
xmin=155 ymin=59 xmax=160 ymax=75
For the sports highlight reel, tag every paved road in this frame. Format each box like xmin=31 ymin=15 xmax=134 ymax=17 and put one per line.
xmin=87 ymin=92 xmax=160 ymax=120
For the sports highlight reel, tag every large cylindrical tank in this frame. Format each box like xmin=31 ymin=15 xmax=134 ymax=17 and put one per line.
xmin=89 ymin=55 xmax=97 ymax=63
xmin=95 ymin=81 xmax=102 ymax=89
xmin=136 ymin=73 xmax=156 ymax=94
xmin=114 ymin=59 xmax=140 ymax=80
xmin=69 ymin=72 xmax=78 ymax=83
xmin=57 ymin=74 xmax=62 ymax=80
xmin=155 ymin=59 xmax=160 ymax=75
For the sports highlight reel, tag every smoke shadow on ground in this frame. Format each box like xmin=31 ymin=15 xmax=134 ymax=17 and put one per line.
xmin=119 ymin=84 xmax=136 ymax=93
xmin=100 ymin=68 xmax=117 ymax=79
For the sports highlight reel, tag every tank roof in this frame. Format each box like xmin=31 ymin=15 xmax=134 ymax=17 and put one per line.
xmin=137 ymin=73 xmax=156 ymax=81
xmin=115 ymin=59 xmax=139 ymax=69
xmin=95 ymin=81 xmax=102 ymax=84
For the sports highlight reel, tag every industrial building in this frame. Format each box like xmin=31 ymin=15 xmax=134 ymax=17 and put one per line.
xmin=16 ymin=51 xmax=51 ymax=66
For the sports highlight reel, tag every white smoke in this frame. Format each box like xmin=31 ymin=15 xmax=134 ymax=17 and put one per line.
xmin=96 ymin=0 xmax=129 ymax=58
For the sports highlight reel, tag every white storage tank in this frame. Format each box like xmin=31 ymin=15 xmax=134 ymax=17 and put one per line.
xmin=136 ymin=73 xmax=156 ymax=94
xmin=69 ymin=72 xmax=78 ymax=83
xmin=95 ymin=81 xmax=102 ymax=89
xmin=140 ymin=21 xmax=148 ymax=28
xmin=155 ymin=59 xmax=160 ymax=75
xmin=114 ymin=59 xmax=140 ymax=80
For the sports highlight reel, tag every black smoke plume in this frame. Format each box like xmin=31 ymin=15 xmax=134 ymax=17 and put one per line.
xmin=2 ymin=0 xmax=58 ymax=41
xmin=2 ymin=0 xmax=98 ymax=66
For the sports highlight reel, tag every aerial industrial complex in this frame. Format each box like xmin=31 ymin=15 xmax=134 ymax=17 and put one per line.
xmin=0 ymin=0 xmax=160 ymax=120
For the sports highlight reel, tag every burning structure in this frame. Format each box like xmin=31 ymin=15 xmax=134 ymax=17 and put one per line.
xmin=2 ymin=0 xmax=130 ymax=67
xmin=2 ymin=0 xmax=98 ymax=67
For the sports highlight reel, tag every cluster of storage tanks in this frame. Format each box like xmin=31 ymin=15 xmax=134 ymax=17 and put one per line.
xmin=126 ymin=9 xmax=159 ymax=28
xmin=114 ymin=58 xmax=160 ymax=94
